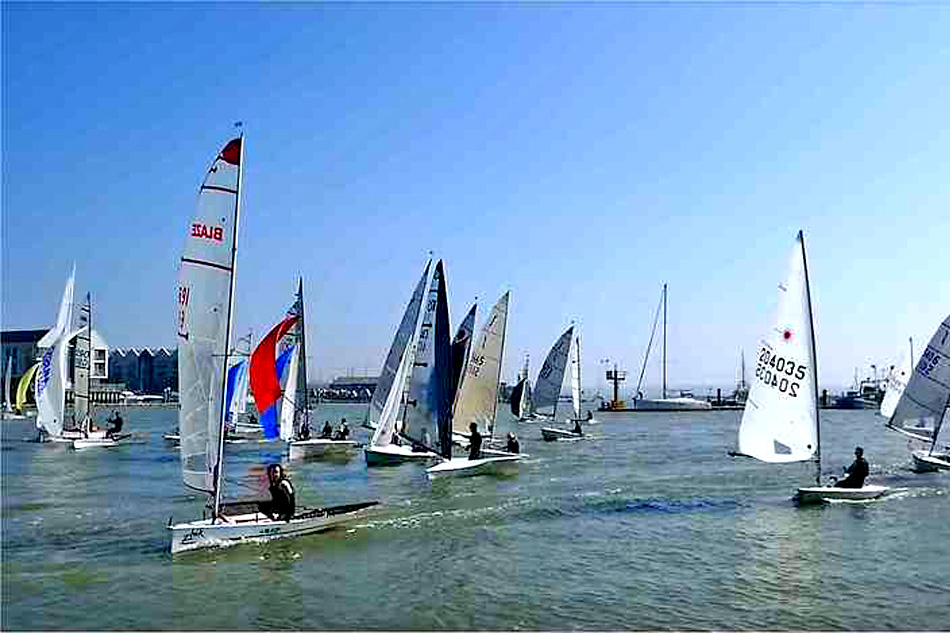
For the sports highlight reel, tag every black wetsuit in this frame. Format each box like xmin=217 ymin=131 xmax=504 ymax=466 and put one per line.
xmin=259 ymin=478 xmax=295 ymax=521
xmin=506 ymin=438 xmax=520 ymax=454
xmin=573 ymin=422 xmax=583 ymax=436
xmin=835 ymin=456 xmax=869 ymax=488
xmin=320 ymin=423 xmax=332 ymax=439
xmin=108 ymin=415 xmax=123 ymax=437
xmin=468 ymin=429 xmax=482 ymax=460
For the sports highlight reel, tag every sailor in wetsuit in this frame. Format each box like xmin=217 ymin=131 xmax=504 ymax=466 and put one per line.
xmin=834 ymin=446 xmax=869 ymax=488
xmin=258 ymin=464 xmax=295 ymax=521
xmin=320 ymin=421 xmax=333 ymax=438
xmin=573 ymin=419 xmax=583 ymax=436
xmin=468 ymin=422 xmax=482 ymax=460
xmin=506 ymin=432 xmax=520 ymax=454
xmin=107 ymin=411 xmax=123 ymax=438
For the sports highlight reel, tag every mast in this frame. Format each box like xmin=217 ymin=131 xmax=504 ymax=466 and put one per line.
xmin=86 ymin=293 xmax=93 ymax=433
xmin=212 ymin=131 xmax=244 ymax=520
xmin=798 ymin=230 xmax=822 ymax=486
xmin=489 ymin=292 xmax=509 ymax=441
xmin=296 ymin=277 xmax=308 ymax=434
xmin=576 ymin=333 xmax=583 ymax=418
xmin=910 ymin=336 xmax=915 ymax=369
xmin=662 ymin=283 xmax=667 ymax=400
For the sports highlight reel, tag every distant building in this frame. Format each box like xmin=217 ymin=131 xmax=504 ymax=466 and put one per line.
xmin=109 ymin=347 xmax=177 ymax=395
xmin=319 ymin=375 xmax=378 ymax=402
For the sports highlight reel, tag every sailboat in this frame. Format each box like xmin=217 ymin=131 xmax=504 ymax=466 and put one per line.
xmin=882 ymin=321 xmax=950 ymax=472
xmin=169 ymin=135 xmax=376 ymax=554
xmin=632 ymin=284 xmax=711 ymax=411
xmin=734 ymin=231 xmax=887 ymax=504
xmin=364 ymin=260 xmax=442 ymax=466
xmin=528 ymin=325 xmax=574 ymax=426
xmin=880 ymin=337 xmax=934 ymax=441
xmin=15 ymin=362 xmax=40 ymax=416
xmin=509 ymin=354 xmax=533 ymax=421
xmin=2 ymin=357 xmax=29 ymax=420
xmin=71 ymin=294 xmax=127 ymax=449
xmin=427 ymin=291 xmax=525 ymax=479
xmin=541 ymin=331 xmax=589 ymax=441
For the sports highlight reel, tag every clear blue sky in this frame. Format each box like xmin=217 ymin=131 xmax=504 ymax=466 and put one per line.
xmin=3 ymin=2 xmax=948 ymax=394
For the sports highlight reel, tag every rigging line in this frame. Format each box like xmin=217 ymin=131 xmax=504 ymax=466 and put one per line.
xmin=634 ymin=290 xmax=664 ymax=398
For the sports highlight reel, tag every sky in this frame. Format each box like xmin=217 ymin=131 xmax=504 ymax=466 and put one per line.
xmin=3 ymin=2 xmax=949 ymax=395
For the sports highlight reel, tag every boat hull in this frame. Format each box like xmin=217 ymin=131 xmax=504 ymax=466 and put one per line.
xmin=795 ymin=485 xmax=888 ymax=504
xmin=364 ymin=444 xmax=440 ymax=466
xmin=633 ymin=398 xmax=712 ymax=411
xmin=426 ymin=455 xmax=523 ymax=479
xmin=169 ymin=502 xmax=379 ymax=554
xmin=289 ymin=439 xmax=358 ymax=460
xmin=912 ymin=450 xmax=950 ymax=472
xmin=540 ymin=427 xmax=582 ymax=441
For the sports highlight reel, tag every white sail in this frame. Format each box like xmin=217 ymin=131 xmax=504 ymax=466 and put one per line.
xmin=177 ymin=137 xmax=242 ymax=494
xmin=367 ymin=262 xmax=430 ymax=430
xmin=886 ymin=316 xmax=950 ymax=445
xmin=738 ymin=233 xmax=819 ymax=463
xmin=38 ymin=264 xmax=76 ymax=348
xmin=880 ymin=354 xmax=911 ymax=420
xmin=35 ymin=329 xmax=73 ymax=437
xmin=279 ymin=347 xmax=299 ymax=442
xmin=371 ymin=343 xmax=412 ymax=447
xmin=4 ymin=356 xmax=13 ymax=413
xmin=533 ymin=326 xmax=574 ymax=414
xmin=452 ymin=291 xmax=510 ymax=439
xmin=570 ymin=334 xmax=582 ymax=419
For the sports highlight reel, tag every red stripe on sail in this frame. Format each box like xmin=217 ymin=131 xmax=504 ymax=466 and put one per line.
xmin=220 ymin=138 xmax=241 ymax=166
xmin=249 ymin=315 xmax=298 ymax=413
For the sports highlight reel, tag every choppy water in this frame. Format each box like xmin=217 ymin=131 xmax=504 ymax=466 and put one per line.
xmin=3 ymin=404 xmax=949 ymax=630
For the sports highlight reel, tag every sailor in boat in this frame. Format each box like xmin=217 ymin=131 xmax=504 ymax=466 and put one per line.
xmin=506 ymin=432 xmax=520 ymax=454
xmin=298 ymin=420 xmax=311 ymax=440
xmin=258 ymin=464 xmax=295 ymax=521
xmin=572 ymin=419 xmax=583 ymax=436
xmin=333 ymin=420 xmax=350 ymax=441
xmin=834 ymin=446 xmax=869 ymax=488
xmin=586 ymin=410 xmax=593 ymax=422
xmin=106 ymin=411 xmax=123 ymax=438
xmin=468 ymin=423 xmax=482 ymax=460
xmin=320 ymin=421 xmax=333 ymax=439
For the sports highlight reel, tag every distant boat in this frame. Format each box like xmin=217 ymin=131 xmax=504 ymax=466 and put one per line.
xmin=2 ymin=357 xmax=28 ymax=420
xmin=882 ymin=321 xmax=950 ymax=472
xmin=541 ymin=330 xmax=589 ymax=441
xmin=364 ymin=260 xmax=441 ymax=466
xmin=70 ymin=293 xmax=129 ymax=449
xmin=631 ymin=284 xmax=711 ymax=411
xmin=169 ymin=135 xmax=376 ymax=554
xmin=734 ymin=231 xmax=887 ymax=504
xmin=427 ymin=291 xmax=524 ymax=478
xmin=15 ymin=362 xmax=39 ymax=416
xmin=530 ymin=325 xmax=574 ymax=423
xmin=509 ymin=354 xmax=533 ymax=421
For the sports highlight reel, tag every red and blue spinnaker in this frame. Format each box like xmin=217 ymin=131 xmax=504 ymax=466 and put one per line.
xmin=250 ymin=315 xmax=299 ymax=439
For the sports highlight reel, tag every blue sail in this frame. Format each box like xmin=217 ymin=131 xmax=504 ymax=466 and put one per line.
xmin=223 ymin=360 xmax=246 ymax=430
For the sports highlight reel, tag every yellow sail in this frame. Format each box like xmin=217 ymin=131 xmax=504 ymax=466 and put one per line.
xmin=16 ymin=362 xmax=39 ymax=412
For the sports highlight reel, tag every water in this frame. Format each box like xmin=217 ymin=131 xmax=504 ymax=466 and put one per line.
xmin=3 ymin=404 xmax=949 ymax=630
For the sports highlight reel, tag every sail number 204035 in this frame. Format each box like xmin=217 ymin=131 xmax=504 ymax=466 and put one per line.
xmin=756 ymin=347 xmax=806 ymax=397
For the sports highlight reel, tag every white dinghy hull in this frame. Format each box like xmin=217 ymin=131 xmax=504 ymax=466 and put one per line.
xmin=169 ymin=502 xmax=379 ymax=554
xmin=634 ymin=397 xmax=712 ymax=411
xmin=540 ymin=427 xmax=582 ymax=441
xmin=288 ymin=439 xmax=358 ymax=460
xmin=911 ymin=450 xmax=950 ymax=472
xmin=364 ymin=444 xmax=440 ymax=466
xmin=795 ymin=485 xmax=888 ymax=504
xmin=426 ymin=454 xmax=523 ymax=479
